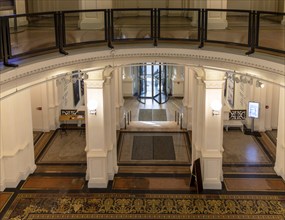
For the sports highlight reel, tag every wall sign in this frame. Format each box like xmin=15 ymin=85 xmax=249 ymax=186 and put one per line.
xmin=248 ymin=101 xmax=260 ymax=119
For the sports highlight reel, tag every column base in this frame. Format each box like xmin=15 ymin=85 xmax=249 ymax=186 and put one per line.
xmin=88 ymin=178 xmax=108 ymax=188
xmin=282 ymin=19 xmax=285 ymax=25
xmin=87 ymin=150 xmax=109 ymax=188
xmin=201 ymin=151 xmax=222 ymax=190
xmin=203 ymin=180 xmax=222 ymax=190
xmin=274 ymin=166 xmax=285 ymax=180
xmin=274 ymin=143 xmax=285 ymax=180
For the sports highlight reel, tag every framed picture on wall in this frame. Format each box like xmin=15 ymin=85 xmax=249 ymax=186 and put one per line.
xmin=72 ymin=75 xmax=80 ymax=107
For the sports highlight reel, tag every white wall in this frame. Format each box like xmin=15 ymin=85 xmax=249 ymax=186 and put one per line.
xmin=30 ymin=84 xmax=48 ymax=131
xmin=0 ymin=89 xmax=36 ymax=191
xmin=30 ymin=80 xmax=61 ymax=132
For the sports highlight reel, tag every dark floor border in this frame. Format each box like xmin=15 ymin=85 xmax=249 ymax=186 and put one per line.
xmin=35 ymin=129 xmax=59 ymax=163
xmin=115 ymin=173 xmax=191 ymax=178
xmin=223 ymin=163 xmax=274 ymax=167
xmin=33 ymin=131 xmax=44 ymax=145
xmin=253 ymin=135 xmax=275 ymax=163
xmin=265 ymin=130 xmax=277 ymax=146
xmin=118 ymin=163 xmax=192 ymax=166
xmin=224 ymin=174 xmax=282 ymax=179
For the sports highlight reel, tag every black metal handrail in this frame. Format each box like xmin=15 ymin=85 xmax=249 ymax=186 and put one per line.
xmin=110 ymin=8 xmax=154 ymax=42
xmin=61 ymin=9 xmax=108 ymax=48
xmin=2 ymin=11 xmax=58 ymax=63
xmin=255 ymin=11 xmax=285 ymax=54
xmin=0 ymin=8 xmax=284 ymax=67
xmin=157 ymin=8 xmax=201 ymax=42
xmin=205 ymin=9 xmax=252 ymax=47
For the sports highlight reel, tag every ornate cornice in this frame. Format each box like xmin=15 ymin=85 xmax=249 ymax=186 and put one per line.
xmin=1 ymin=47 xmax=284 ymax=90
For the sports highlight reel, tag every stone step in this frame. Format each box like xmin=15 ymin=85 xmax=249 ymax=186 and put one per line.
xmin=124 ymin=121 xmax=183 ymax=131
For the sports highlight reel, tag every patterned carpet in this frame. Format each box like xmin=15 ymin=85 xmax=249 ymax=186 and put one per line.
xmin=3 ymin=193 xmax=285 ymax=219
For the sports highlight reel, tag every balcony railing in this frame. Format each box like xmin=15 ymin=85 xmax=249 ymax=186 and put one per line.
xmin=0 ymin=8 xmax=284 ymax=67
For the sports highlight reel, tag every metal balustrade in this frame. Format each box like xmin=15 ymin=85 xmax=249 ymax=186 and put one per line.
xmin=0 ymin=8 xmax=284 ymax=67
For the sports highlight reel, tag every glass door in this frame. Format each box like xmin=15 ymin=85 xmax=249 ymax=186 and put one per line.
xmin=137 ymin=65 xmax=147 ymax=104
xmin=153 ymin=65 xmax=169 ymax=104
xmin=137 ymin=63 xmax=169 ymax=104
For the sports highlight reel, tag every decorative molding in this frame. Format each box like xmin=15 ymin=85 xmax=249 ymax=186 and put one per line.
xmin=1 ymin=48 xmax=284 ymax=91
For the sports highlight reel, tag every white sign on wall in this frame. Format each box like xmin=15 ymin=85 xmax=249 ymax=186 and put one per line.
xmin=248 ymin=101 xmax=260 ymax=119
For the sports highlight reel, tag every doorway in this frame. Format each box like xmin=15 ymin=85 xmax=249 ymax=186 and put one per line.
xmin=137 ymin=63 xmax=169 ymax=104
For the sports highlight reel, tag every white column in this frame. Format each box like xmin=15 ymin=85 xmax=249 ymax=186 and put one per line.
xmin=207 ymin=0 xmax=228 ymax=29
xmin=122 ymin=67 xmax=134 ymax=97
xmin=171 ymin=67 xmax=184 ymax=97
xmin=256 ymin=82 xmax=267 ymax=132
xmin=47 ymin=80 xmax=58 ymax=130
xmin=244 ymin=78 xmax=254 ymax=129
xmin=271 ymin=85 xmax=280 ymax=129
xmin=109 ymin=75 xmax=119 ymax=178
xmin=182 ymin=67 xmax=193 ymax=129
xmin=274 ymin=87 xmax=285 ymax=180
xmin=115 ymin=68 xmax=125 ymax=129
xmin=202 ymin=80 xmax=224 ymax=189
xmin=104 ymin=76 xmax=118 ymax=180
xmin=79 ymin=0 xmax=112 ymax=29
xmin=85 ymin=69 xmax=116 ymax=188
xmin=251 ymin=79 xmax=266 ymax=132
xmin=85 ymin=79 xmax=108 ymax=188
xmin=0 ymin=89 xmax=36 ymax=191
xmin=191 ymin=76 xmax=204 ymax=163
xmin=54 ymin=79 xmax=61 ymax=129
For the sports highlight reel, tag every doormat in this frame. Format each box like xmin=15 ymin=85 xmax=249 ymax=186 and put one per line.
xmin=138 ymin=109 xmax=167 ymax=121
xmin=132 ymin=136 xmax=175 ymax=160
